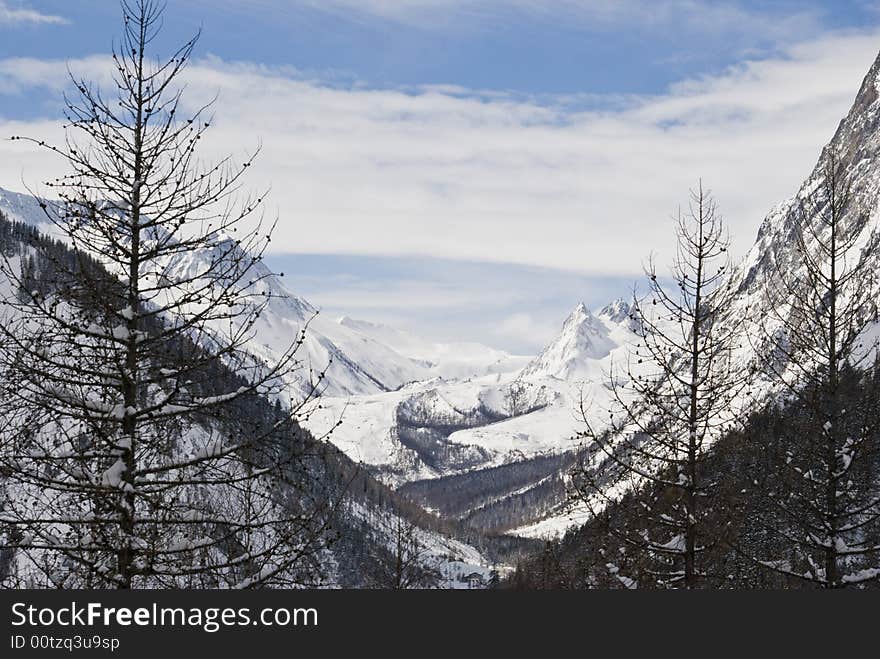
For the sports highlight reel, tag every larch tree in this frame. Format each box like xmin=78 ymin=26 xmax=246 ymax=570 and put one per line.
xmin=743 ymin=152 xmax=880 ymax=587
xmin=572 ymin=183 xmax=746 ymax=589
xmin=0 ymin=0 xmax=338 ymax=588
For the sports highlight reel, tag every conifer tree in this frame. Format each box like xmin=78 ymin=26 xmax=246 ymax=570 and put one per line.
xmin=0 ymin=0 xmax=335 ymax=588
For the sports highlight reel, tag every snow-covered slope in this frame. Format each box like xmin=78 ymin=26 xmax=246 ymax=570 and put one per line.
xmin=307 ymin=299 xmax=642 ymax=487
xmin=0 ymin=187 xmax=54 ymax=231
xmin=0 ymin=187 xmax=433 ymax=398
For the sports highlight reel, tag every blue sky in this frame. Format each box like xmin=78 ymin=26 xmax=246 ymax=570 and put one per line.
xmin=2 ymin=1 xmax=880 ymax=351
xmin=3 ymin=1 xmax=877 ymax=93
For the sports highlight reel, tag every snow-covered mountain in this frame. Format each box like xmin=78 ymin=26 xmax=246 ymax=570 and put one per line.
xmin=0 ymin=186 xmax=518 ymax=399
xmin=520 ymin=300 xmax=635 ymax=381
xmin=0 ymin=204 xmax=494 ymax=586
xmin=725 ymin=50 xmax=880 ymax=357
xmin=306 ymin=299 xmax=641 ymax=487
xmin=510 ymin=49 xmax=880 ymax=540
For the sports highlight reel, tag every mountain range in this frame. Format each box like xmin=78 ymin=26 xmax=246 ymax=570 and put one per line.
xmin=4 ymin=46 xmax=880 ymax=563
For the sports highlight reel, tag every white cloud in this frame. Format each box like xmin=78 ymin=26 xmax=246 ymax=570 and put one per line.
xmin=284 ymin=0 xmax=821 ymax=47
xmin=496 ymin=312 xmax=562 ymax=350
xmin=299 ymin=280 xmax=511 ymax=312
xmin=0 ymin=30 xmax=878 ymax=277
xmin=0 ymin=1 xmax=68 ymax=25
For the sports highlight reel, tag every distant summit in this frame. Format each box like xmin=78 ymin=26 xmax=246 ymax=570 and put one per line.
xmin=520 ymin=302 xmax=619 ymax=380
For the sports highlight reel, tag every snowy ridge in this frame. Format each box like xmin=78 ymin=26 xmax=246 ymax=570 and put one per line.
xmin=509 ymin=49 xmax=880 ymax=539
xmin=122 ymin=232 xmax=439 ymax=399
xmin=0 ymin=187 xmax=50 ymax=228
xmin=1 ymin=186 xmax=527 ymax=399
xmin=306 ymin=300 xmax=642 ymax=488
xmin=0 ymin=187 xmax=427 ymax=398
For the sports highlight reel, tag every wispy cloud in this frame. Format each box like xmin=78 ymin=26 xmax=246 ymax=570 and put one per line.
xmin=1 ymin=29 xmax=878 ymax=279
xmin=289 ymin=0 xmax=822 ymax=45
xmin=0 ymin=1 xmax=68 ymax=26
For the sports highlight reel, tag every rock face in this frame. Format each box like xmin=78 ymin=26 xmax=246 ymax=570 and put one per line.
xmin=721 ymin=49 xmax=880 ymax=377
xmin=599 ymin=297 xmax=642 ymax=333
xmin=598 ymin=298 xmax=632 ymax=324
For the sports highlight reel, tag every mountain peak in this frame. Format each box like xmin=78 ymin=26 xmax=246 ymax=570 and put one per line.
xmin=521 ymin=302 xmax=616 ymax=380
xmin=819 ymin=48 xmax=880 ymax=177
xmin=598 ymin=298 xmax=632 ymax=324
xmin=563 ymin=301 xmax=592 ymax=325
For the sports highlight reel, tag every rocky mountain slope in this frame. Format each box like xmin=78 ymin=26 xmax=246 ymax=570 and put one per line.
xmin=512 ymin=48 xmax=880 ymax=539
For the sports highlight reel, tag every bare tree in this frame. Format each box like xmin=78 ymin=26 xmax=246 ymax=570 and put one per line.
xmin=503 ymin=380 xmax=528 ymax=418
xmin=742 ymin=152 xmax=880 ymax=587
xmin=0 ymin=0 xmax=337 ymax=588
xmin=364 ymin=513 xmax=441 ymax=590
xmin=572 ymin=183 xmax=745 ymax=588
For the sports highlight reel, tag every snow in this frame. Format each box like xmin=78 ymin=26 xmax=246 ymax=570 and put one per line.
xmin=659 ymin=534 xmax=687 ymax=552
xmin=100 ymin=459 xmax=127 ymax=488
xmin=606 ymin=563 xmax=638 ymax=589
xmin=303 ymin=300 xmax=645 ymax=491
xmin=510 ymin=499 xmax=594 ymax=539
xmin=446 ymin=386 xmax=577 ymax=457
xmin=342 ymin=500 xmax=493 ymax=588
xmin=307 ymin=390 xmax=414 ymax=472
xmin=195 ymin=438 xmax=224 ymax=459
xmin=520 ymin=302 xmax=619 ymax=380
xmin=337 ymin=315 xmax=530 ymax=380
xmin=11 ymin=64 xmax=880 ymax=558
xmin=842 ymin=568 xmax=880 ymax=584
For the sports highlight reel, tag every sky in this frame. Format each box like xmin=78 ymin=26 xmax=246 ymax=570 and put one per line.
xmin=1 ymin=1 xmax=880 ymax=352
